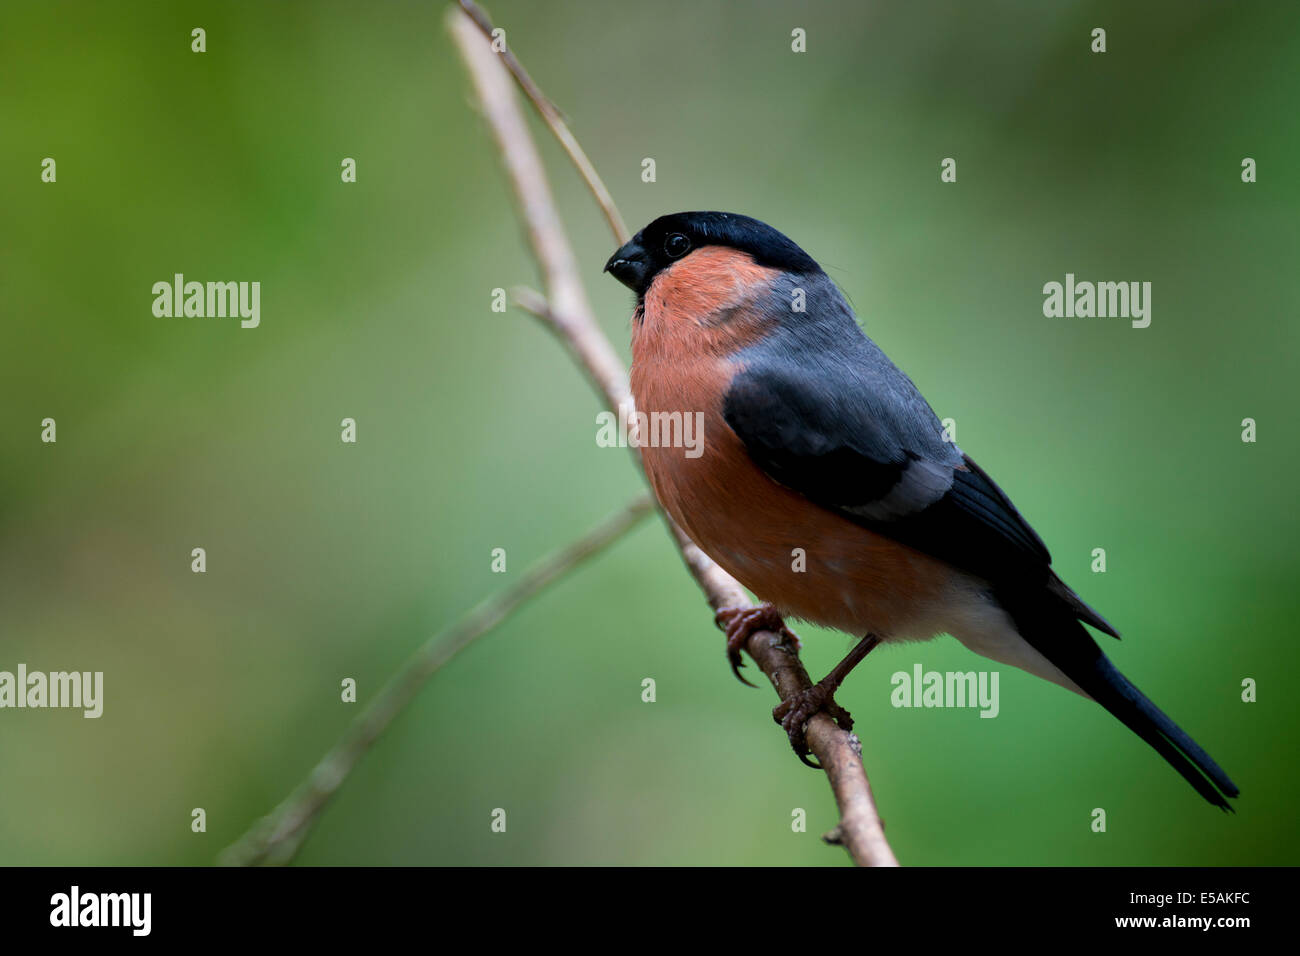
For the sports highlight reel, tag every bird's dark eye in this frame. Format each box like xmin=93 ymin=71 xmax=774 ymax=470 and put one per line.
xmin=664 ymin=233 xmax=691 ymax=258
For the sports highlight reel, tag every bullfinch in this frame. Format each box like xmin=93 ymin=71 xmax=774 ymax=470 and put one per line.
xmin=605 ymin=211 xmax=1238 ymax=809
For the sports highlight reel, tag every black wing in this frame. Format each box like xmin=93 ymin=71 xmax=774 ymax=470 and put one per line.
xmin=722 ymin=347 xmax=1118 ymax=638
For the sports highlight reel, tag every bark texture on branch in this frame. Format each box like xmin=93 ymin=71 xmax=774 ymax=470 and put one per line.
xmin=450 ymin=1 xmax=899 ymax=867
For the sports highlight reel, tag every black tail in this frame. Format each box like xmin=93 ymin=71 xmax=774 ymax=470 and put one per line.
xmin=1002 ymin=589 xmax=1239 ymax=810
xmin=1076 ymin=649 xmax=1239 ymax=810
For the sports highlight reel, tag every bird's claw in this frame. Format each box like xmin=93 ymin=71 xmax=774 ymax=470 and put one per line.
xmin=714 ymin=603 xmax=801 ymax=687
xmin=772 ymin=682 xmax=855 ymax=768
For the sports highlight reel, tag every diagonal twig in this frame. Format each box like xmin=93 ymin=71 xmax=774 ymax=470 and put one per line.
xmin=458 ymin=0 xmax=629 ymax=245
xmin=450 ymin=4 xmax=897 ymax=866
xmin=219 ymin=493 xmax=655 ymax=866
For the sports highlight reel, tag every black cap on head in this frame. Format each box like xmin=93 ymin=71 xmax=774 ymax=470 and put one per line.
xmin=604 ymin=211 xmax=822 ymax=296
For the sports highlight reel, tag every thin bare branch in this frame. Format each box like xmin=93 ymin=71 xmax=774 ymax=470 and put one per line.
xmin=458 ymin=0 xmax=629 ymax=245
xmin=220 ymin=493 xmax=655 ymax=866
xmin=451 ymin=5 xmax=898 ymax=867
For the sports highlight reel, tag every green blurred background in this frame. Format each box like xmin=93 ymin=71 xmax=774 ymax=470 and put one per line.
xmin=1 ymin=0 xmax=1296 ymax=865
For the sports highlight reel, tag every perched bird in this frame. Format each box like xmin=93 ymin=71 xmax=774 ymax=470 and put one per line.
xmin=605 ymin=211 xmax=1238 ymax=809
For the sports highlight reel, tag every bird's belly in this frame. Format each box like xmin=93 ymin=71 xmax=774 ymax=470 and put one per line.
xmin=639 ymin=420 xmax=959 ymax=642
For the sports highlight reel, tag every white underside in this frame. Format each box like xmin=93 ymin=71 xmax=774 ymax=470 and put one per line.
xmin=886 ymin=572 xmax=1090 ymax=699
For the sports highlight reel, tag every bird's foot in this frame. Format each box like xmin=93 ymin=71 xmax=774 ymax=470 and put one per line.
xmin=714 ymin=603 xmax=801 ymax=687
xmin=773 ymin=680 xmax=855 ymax=768
xmin=773 ymin=633 xmax=881 ymax=768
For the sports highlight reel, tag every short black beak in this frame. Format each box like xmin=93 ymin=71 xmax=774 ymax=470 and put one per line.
xmin=604 ymin=238 xmax=649 ymax=293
